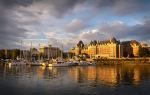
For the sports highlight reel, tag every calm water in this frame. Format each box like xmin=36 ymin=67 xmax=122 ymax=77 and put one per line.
xmin=0 ymin=64 xmax=150 ymax=95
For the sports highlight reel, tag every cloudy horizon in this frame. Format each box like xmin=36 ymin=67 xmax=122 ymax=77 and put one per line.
xmin=0 ymin=0 xmax=150 ymax=50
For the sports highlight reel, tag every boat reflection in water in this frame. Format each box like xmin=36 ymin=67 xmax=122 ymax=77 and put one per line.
xmin=0 ymin=64 xmax=150 ymax=95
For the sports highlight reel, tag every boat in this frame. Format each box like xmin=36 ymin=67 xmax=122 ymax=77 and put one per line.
xmin=68 ymin=61 xmax=79 ymax=66
xmin=8 ymin=60 xmax=26 ymax=66
xmin=78 ymin=61 xmax=89 ymax=66
xmin=87 ymin=61 xmax=96 ymax=65
xmin=78 ymin=61 xmax=96 ymax=66
xmin=30 ymin=60 xmax=46 ymax=66
xmin=46 ymin=59 xmax=69 ymax=67
xmin=47 ymin=61 xmax=69 ymax=67
xmin=52 ymin=61 xmax=69 ymax=67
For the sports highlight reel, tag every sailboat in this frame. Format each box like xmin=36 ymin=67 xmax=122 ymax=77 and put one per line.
xmin=9 ymin=41 xmax=26 ymax=66
xmin=30 ymin=43 xmax=46 ymax=66
xmin=46 ymin=45 xmax=69 ymax=67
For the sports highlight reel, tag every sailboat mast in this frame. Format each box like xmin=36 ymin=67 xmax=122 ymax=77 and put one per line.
xmin=30 ymin=41 xmax=32 ymax=61
xmin=13 ymin=49 xmax=14 ymax=60
xmin=48 ymin=42 xmax=50 ymax=60
xmin=61 ymin=45 xmax=63 ymax=59
xmin=20 ymin=40 xmax=22 ymax=60
xmin=38 ymin=44 xmax=40 ymax=61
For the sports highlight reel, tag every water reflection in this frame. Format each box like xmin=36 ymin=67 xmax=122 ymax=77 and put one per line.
xmin=0 ymin=65 xmax=63 ymax=80
xmin=69 ymin=65 xmax=150 ymax=87
xmin=0 ymin=64 xmax=150 ymax=95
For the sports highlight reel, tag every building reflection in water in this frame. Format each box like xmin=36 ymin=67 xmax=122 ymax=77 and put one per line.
xmin=69 ymin=66 xmax=119 ymax=87
xmin=0 ymin=64 xmax=150 ymax=88
xmin=69 ymin=65 xmax=150 ymax=87
xmin=36 ymin=66 xmax=63 ymax=80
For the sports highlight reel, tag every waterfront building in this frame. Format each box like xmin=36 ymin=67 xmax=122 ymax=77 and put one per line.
xmin=141 ymin=43 xmax=149 ymax=56
xmin=121 ymin=40 xmax=142 ymax=57
xmin=131 ymin=41 xmax=142 ymax=57
xmin=69 ymin=37 xmax=122 ymax=58
xmin=69 ymin=37 xmax=147 ymax=58
xmin=30 ymin=48 xmax=39 ymax=55
xmin=39 ymin=45 xmax=61 ymax=59
xmin=96 ymin=38 xmax=121 ymax=58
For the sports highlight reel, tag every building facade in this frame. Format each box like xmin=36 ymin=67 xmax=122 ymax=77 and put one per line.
xmin=69 ymin=38 xmax=145 ymax=58
xmin=121 ymin=40 xmax=142 ymax=57
xmin=39 ymin=45 xmax=61 ymax=59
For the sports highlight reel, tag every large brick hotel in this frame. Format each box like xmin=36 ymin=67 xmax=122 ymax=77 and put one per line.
xmin=69 ymin=37 xmax=149 ymax=58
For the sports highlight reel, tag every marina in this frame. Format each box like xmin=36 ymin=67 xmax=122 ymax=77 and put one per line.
xmin=0 ymin=0 xmax=150 ymax=95
xmin=2 ymin=57 xmax=150 ymax=68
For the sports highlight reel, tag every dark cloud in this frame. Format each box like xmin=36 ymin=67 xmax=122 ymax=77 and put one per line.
xmin=42 ymin=0 xmax=150 ymax=16
xmin=65 ymin=19 xmax=87 ymax=33
xmin=96 ymin=18 xmax=150 ymax=41
xmin=126 ymin=18 xmax=150 ymax=40
xmin=0 ymin=0 xmax=149 ymax=49
xmin=0 ymin=0 xmax=83 ymax=49
xmin=112 ymin=0 xmax=150 ymax=15
xmin=0 ymin=0 xmax=85 ymax=49
xmin=44 ymin=0 xmax=84 ymax=17
xmin=0 ymin=0 xmax=37 ymax=8
xmin=0 ymin=0 xmax=149 ymax=16
xmin=85 ymin=0 xmax=150 ymax=15
xmin=0 ymin=0 xmax=84 ymax=17
xmin=0 ymin=2 xmax=28 ymax=49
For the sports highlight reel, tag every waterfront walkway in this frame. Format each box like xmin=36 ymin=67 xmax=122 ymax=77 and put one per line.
xmin=94 ymin=58 xmax=150 ymax=65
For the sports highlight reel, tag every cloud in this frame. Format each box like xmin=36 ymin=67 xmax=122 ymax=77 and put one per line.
xmin=85 ymin=0 xmax=150 ymax=15
xmin=101 ymin=19 xmax=150 ymax=41
xmin=0 ymin=0 xmax=85 ymax=48
xmin=0 ymin=6 xmax=28 ymax=48
xmin=77 ymin=29 xmax=107 ymax=43
xmin=76 ymin=18 xmax=150 ymax=44
xmin=65 ymin=19 xmax=86 ymax=32
xmin=112 ymin=0 xmax=150 ymax=15
xmin=0 ymin=0 xmax=38 ymax=9
xmin=0 ymin=0 xmax=149 ymax=50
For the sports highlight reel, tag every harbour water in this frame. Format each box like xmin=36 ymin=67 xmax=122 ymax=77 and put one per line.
xmin=0 ymin=64 xmax=150 ymax=95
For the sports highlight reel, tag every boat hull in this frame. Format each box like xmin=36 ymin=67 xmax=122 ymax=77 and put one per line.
xmin=47 ymin=63 xmax=69 ymax=67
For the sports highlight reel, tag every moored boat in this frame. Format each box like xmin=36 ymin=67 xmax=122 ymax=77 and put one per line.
xmin=30 ymin=61 xmax=46 ymax=66
xmin=7 ymin=60 xmax=26 ymax=66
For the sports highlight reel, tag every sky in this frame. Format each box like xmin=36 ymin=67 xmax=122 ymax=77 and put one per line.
xmin=0 ymin=0 xmax=150 ymax=50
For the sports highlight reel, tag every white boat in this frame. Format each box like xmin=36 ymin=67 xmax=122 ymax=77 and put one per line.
xmin=78 ymin=61 xmax=96 ymax=66
xmin=47 ymin=61 xmax=79 ymax=67
xmin=46 ymin=59 xmax=69 ymax=67
xmin=8 ymin=60 xmax=26 ymax=66
xmin=47 ymin=61 xmax=69 ymax=67
xmin=53 ymin=62 xmax=69 ymax=67
xmin=30 ymin=61 xmax=46 ymax=66
xmin=78 ymin=61 xmax=91 ymax=66
xmin=68 ymin=61 xmax=79 ymax=66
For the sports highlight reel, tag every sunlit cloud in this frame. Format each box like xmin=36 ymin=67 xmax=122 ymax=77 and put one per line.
xmin=0 ymin=0 xmax=149 ymax=50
